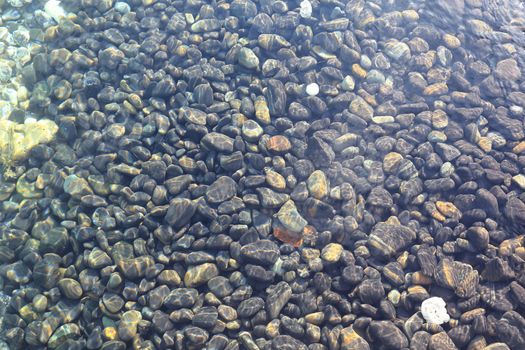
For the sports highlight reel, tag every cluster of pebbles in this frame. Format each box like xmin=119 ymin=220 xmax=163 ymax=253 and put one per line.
xmin=1 ymin=0 xmax=525 ymax=349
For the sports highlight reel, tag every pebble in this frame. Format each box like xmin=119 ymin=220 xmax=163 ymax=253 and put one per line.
xmin=0 ymin=1 xmax=523 ymax=349
xmin=240 ymin=240 xmax=280 ymax=266
xmin=206 ymin=176 xmax=237 ymax=204
xmin=184 ymin=263 xmax=219 ymax=287
xmin=321 ymin=243 xmax=343 ymax=263
xmin=238 ymin=47 xmax=259 ymax=69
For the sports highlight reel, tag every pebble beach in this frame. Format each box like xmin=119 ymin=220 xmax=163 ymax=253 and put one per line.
xmin=0 ymin=0 xmax=525 ymax=349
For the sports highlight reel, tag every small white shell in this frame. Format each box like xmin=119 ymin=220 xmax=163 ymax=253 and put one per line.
xmin=299 ymin=0 xmax=312 ymax=18
xmin=421 ymin=297 xmax=450 ymax=325
xmin=44 ymin=0 xmax=67 ymax=23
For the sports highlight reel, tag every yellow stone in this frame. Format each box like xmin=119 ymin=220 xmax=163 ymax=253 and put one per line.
xmin=385 ymin=215 xmax=400 ymax=226
xmin=412 ymin=271 xmax=433 ymax=285
xmin=255 ymin=97 xmax=271 ymax=125
xmin=423 ymin=82 xmax=448 ymax=96
xmin=431 ymin=209 xmax=446 ymax=222
xmin=402 ymin=10 xmax=419 ymax=22
xmin=436 ymin=201 xmax=461 ymax=219
xmin=307 ymin=170 xmax=328 ymax=199
xmin=340 ymin=326 xmax=369 ymax=349
xmin=0 ymin=119 xmax=58 ymax=165
xmin=352 ymin=64 xmax=367 ymax=79
xmin=383 ymin=152 xmax=403 ymax=174
xmin=103 ymin=327 xmax=118 ymax=341
xmin=321 ymin=243 xmax=344 ymax=263
xmin=431 ymin=109 xmax=448 ymax=129
xmin=512 ymin=141 xmax=525 ymax=154
xmin=305 ymin=312 xmax=325 ymax=325
xmin=265 ymin=319 xmax=280 ymax=338
xmin=265 ymin=169 xmax=286 ymax=191
xmin=19 ymin=305 xmax=38 ymax=322
xmin=477 ymin=137 xmax=492 ymax=152
xmin=442 ymin=34 xmax=461 ymax=49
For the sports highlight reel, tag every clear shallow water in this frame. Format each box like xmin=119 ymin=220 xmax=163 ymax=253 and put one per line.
xmin=1 ymin=0 xmax=525 ymax=349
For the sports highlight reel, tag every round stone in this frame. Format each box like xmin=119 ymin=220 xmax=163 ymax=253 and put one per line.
xmin=242 ymin=120 xmax=263 ymax=141
xmin=58 ymin=278 xmax=83 ymax=299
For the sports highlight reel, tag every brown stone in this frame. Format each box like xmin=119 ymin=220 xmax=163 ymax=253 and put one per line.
xmin=266 ymin=135 xmax=292 ymax=153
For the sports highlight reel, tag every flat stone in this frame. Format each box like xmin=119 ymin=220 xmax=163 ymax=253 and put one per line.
xmin=238 ymin=47 xmax=259 ymax=69
xmin=257 ymin=187 xmax=289 ymax=208
xmin=184 ymin=263 xmax=219 ymax=287
xmin=201 ymin=132 xmax=234 ymax=153
xmin=266 ymin=135 xmax=292 ymax=153
xmin=369 ymin=321 xmax=408 ymax=349
xmin=266 ymin=282 xmax=292 ymax=319
xmin=165 ymin=198 xmax=196 ymax=228
xmin=350 ymin=96 xmax=374 ymax=120
xmin=276 ymin=200 xmax=307 ymax=233
xmin=368 ymin=223 xmax=416 ymax=260
xmin=206 ymin=176 xmax=237 ymax=204
xmin=435 ymin=259 xmax=479 ymax=298
xmin=240 ymin=240 xmax=279 ymax=266
xmin=164 ymin=288 xmax=199 ymax=309
xmin=63 ymin=175 xmax=93 ymax=199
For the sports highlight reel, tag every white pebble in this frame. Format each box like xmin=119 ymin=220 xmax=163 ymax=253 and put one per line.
xmin=306 ymin=83 xmax=319 ymax=96
xmin=44 ymin=0 xmax=66 ymax=23
xmin=421 ymin=297 xmax=450 ymax=325
xmin=299 ymin=0 xmax=312 ymax=18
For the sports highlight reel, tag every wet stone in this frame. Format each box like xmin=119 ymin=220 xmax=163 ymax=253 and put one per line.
xmin=340 ymin=326 xmax=370 ymax=350
xmin=307 ymin=170 xmax=329 ymax=199
xmin=238 ymin=47 xmax=259 ymax=69
xmin=242 ymin=120 xmax=263 ymax=141
xmin=276 ymin=200 xmax=307 ymax=233
xmin=48 ymin=323 xmax=80 ymax=349
xmin=257 ymin=187 xmax=289 ymax=208
xmin=181 ymin=107 xmax=207 ymax=125
xmin=184 ymin=263 xmax=219 ymax=287
xmin=185 ymin=327 xmax=209 ymax=345
xmin=368 ymin=321 xmax=409 ymax=349
xmin=321 ymin=243 xmax=343 ymax=263
xmin=368 ymin=223 xmax=416 ymax=260
xmin=240 ymin=240 xmax=279 ymax=266
xmin=201 ymin=132 xmax=234 ymax=153
xmin=435 ymin=259 xmax=479 ymax=298
xmin=193 ymin=307 xmax=218 ymax=329
xmin=208 ymin=276 xmax=233 ymax=298
xmin=4 ymin=261 xmax=31 ymax=284
xmin=58 ymin=278 xmax=82 ymax=300
xmin=429 ymin=331 xmax=458 ymax=350
xmin=63 ymin=175 xmax=93 ymax=199
xmin=165 ymin=198 xmax=196 ymax=228
xmin=237 ymin=297 xmax=265 ymax=318
xmin=40 ymin=227 xmax=69 ymax=255
xmin=271 ymin=335 xmax=308 ymax=350
xmin=117 ymin=256 xmax=154 ymax=279
xmin=307 ymin=136 xmax=335 ymax=167
xmin=102 ymin=293 xmax=124 ymax=314
xmin=206 ymin=176 xmax=237 ymax=204
xmin=266 ymin=281 xmax=292 ymax=319
xmin=164 ymin=288 xmax=199 ymax=309
xmin=265 ymin=79 xmax=287 ymax=117
xmin=266 ymin=135 xmax=292 ymax=153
